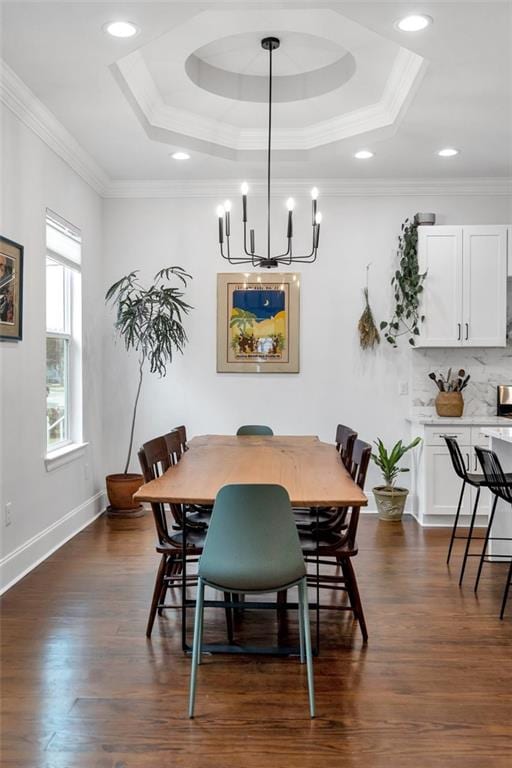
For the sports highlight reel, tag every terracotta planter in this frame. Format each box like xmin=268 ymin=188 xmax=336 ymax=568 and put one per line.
xmin=373 ymin=486 xmax=409 ymax=521
xmin=435 ymin=391 xmax=464 ymax=417
xmin=105 ymin=473 xmax=144 ymax=518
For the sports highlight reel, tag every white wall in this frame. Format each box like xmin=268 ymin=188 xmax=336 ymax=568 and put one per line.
xmin=0 ymin=106 xmax=105 ymax=591
xmin=102 ymin=193 xmax=512 ymax=500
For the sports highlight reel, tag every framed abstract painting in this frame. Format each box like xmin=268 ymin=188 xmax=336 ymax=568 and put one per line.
xmin=0 ymin=236 xmax=24 ymax=342
xmin=217 ymin=272 xmax=300 ymax=373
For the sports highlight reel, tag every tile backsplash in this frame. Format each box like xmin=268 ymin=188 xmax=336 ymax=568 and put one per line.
xmin=410 ymin=281 xmax=512 ymax=416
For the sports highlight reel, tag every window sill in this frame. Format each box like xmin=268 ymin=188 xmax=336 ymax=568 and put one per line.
xmin=45 ymin=442 xmax=89 ymax=472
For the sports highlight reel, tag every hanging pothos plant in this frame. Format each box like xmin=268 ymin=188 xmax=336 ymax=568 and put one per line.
xmin=380 ymin=218 xmax=427 ymax=347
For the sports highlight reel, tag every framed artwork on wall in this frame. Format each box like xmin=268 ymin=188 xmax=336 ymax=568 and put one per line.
xmin=0 ymin=236 xmax=24 ymax=342
xmin=217 ymin=272 xmax=300 ymax=373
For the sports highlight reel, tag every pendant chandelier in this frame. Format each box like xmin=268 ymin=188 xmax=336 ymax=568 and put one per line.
xmin=216 ymin=37 xmax=322 ymax=269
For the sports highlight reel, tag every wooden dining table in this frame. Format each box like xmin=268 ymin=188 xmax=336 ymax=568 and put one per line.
xmin=134 ymin=434 xmax=368 ymax=654
xmin=135 ymin=434 xmax=368 ymax=507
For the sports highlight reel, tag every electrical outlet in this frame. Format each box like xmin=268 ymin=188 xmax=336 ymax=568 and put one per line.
xmin=399 ymin=381 xmax=409 ymax=396
xmin=4 ymin=502 xmax=12 ymax=527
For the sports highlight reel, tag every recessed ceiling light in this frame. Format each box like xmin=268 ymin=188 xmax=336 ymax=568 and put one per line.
xmin=354 ymin=150 xmax=374 ymax=160
xmin=438 ymin=148 xmax=459 ymax=157
xmin=396 ymin=15 xmax=432 ymax=32
xmin=103 ymin=21 xmax=139 ymax=38
xmin=171 ymin=151 xmax=191 ymax=160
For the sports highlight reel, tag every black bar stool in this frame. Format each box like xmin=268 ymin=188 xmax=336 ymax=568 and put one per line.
xmin=444 ymin=436 xmax=489 ymax=585
xmin=474 ymin=446 xmax=512 ymax=619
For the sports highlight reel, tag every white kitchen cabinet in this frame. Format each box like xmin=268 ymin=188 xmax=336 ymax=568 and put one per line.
xmin=417 ymin=225 xmax=508 ymax=347
xmin=409 ymin=421 xmax=496 ymax=525
xmin=424 ymin=446 xmax=472 ymax=517
xmin=462 ymin=227 xmax=508 ymax=346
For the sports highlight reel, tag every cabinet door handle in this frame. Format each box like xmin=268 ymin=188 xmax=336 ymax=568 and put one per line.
xmin=474 ymin=453 xmax=478 ymax=471
xmin=465 ymin=323 xmax=469 ymax=341
xmin=457 ymin=323 xmax=461 ymax=341
xmin=466 ymin=453 xmax=470 ymax=471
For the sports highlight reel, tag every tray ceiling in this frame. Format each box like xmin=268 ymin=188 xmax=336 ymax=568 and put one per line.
xmin=0 ymin=1 xmax=511 ymax=181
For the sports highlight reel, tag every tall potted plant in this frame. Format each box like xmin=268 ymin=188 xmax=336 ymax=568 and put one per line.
xmin=372 ymin=437 xmax=421 ymax=521
xmin=105 ymin=266 xmax=192 ymax=516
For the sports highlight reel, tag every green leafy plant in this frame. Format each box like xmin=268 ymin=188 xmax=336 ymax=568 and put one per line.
xmin=380 ymin=218 xmax=427 ymax=347
xmin=106 ymin=266 xmax=192 ymax=473
xmin=372 ymin=437 xmax=422 ymax=488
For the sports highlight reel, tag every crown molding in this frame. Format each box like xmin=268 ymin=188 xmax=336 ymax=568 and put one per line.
xmin=0 ymin=59 xmax=109 ymax=195
xmin=1 ymin=61 xmax=510 ymax=202
xmin=104 ymin=177 xmax=512 ymax=199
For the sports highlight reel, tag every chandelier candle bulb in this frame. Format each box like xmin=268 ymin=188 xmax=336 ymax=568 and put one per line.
xmin=224 ymin=200 xmax=231 ymax=237
xmin=286 ymin=197 xmax=294 ymax=238
xmin=216 ymin=205 xmax=224 ymax=244
xmin=241 ymin=183 xmax=248 ymax=222
xmin=314 ymin=213 xmax=322 ymax=248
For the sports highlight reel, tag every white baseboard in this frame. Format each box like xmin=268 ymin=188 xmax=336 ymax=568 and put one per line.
xmin=0 ymin=490 xmax=106 ymax=594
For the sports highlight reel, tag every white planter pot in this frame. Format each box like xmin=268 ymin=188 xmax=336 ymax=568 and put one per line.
xmin=373 ymin=486 xmax=409 ymax=521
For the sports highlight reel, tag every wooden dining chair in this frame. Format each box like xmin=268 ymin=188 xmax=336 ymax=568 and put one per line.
xmin=335 ymin=424 xmax=358 ymax=470
xmin=165 ymin=428 xmax=212 ymax=528
xmin=295 ymin=423 xmax=358 ymax=531
xmin=164 ymin=428 xmax=183 ymax=464
xmin=138 ymin=436 xmax=233 ymax=640
xmin=236 ymin=425 xmax=274 ymax=436
xmin=300 ymin=438 xmax=372 ymax=642
xmin=172 ymin=424 xmax=189 ymax=453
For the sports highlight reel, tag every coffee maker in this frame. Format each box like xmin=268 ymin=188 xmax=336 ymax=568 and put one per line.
xmin=497 ymin=385 xmax=512 ymax=418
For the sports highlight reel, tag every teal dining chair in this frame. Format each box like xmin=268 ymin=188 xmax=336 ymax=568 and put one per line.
xmin=188 ymin=483 xmax=315 ymax=719
xmin=236 ymin=425 xmax=274 ymax=436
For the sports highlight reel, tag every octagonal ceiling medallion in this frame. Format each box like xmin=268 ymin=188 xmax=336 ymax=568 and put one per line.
xmin=112 ymin=9 xmax=427 ymax=161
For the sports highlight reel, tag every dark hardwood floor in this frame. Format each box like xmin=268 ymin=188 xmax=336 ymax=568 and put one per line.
xmin=1 ymin=513 xmax=511 ymax=768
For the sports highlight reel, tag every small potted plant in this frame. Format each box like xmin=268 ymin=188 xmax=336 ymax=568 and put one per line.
xmin=428 ymin=368 xmax=470 ymax=417
xmin=372 ymin=437 xmax=421 ymax=521
xmin=105 ymin=266 xmax=192 ymax=517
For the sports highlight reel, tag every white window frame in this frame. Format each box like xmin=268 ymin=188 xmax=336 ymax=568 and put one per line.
xmin=45 ymin=211 xmax=86 ymax=468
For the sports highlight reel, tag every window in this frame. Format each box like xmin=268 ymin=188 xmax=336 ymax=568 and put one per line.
xmin=45 ymin=211 xmax=82 ymax=454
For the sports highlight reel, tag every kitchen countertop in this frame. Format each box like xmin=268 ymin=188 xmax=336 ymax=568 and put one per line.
xmin=407 ymin=415 xmax=512 ymax=426
xmin=481 ymin=427 xmax=512 ymax=444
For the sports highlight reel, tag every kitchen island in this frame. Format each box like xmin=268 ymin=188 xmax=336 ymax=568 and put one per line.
xmin=481 ymin=427 xmax=512 ymax=560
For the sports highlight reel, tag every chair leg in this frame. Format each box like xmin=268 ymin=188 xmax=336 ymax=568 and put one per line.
xmin=447 ymin=481 xmax=466 ymax=564
xmin=157 ymin=555 xmax=175 ymax=615
xmin=146 ymin=554 xmax=167 ymax=638
xmin=500 ymin=558 xmax=512 ymax=620
xmin=189 ymin=578 xmax=205 ymax=718
xmin=474 ymin=495 xmax=498 ymax=593
xmin=277 ymin=589 xmax=288 ymax=638
xmin=298 ymin=584 xmax=305 ymax=664
xmin=223 ymin=592 xmax=234 ymax=643
xmin=341 ymin=557 xmax=368 ymax=643
xmin=197 ymin=582 xmax=204 ymax=666
xmin=299 ymin=578 xmax=315 ymax=719
xmin=459 ymin=486 xmax=480 ymax=586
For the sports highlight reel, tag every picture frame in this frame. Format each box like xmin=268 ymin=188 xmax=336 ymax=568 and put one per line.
xmin=217 ymin=272 xmax=300 ymax=373
xmin=0 ymin=236 xmax=24 ymax=342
